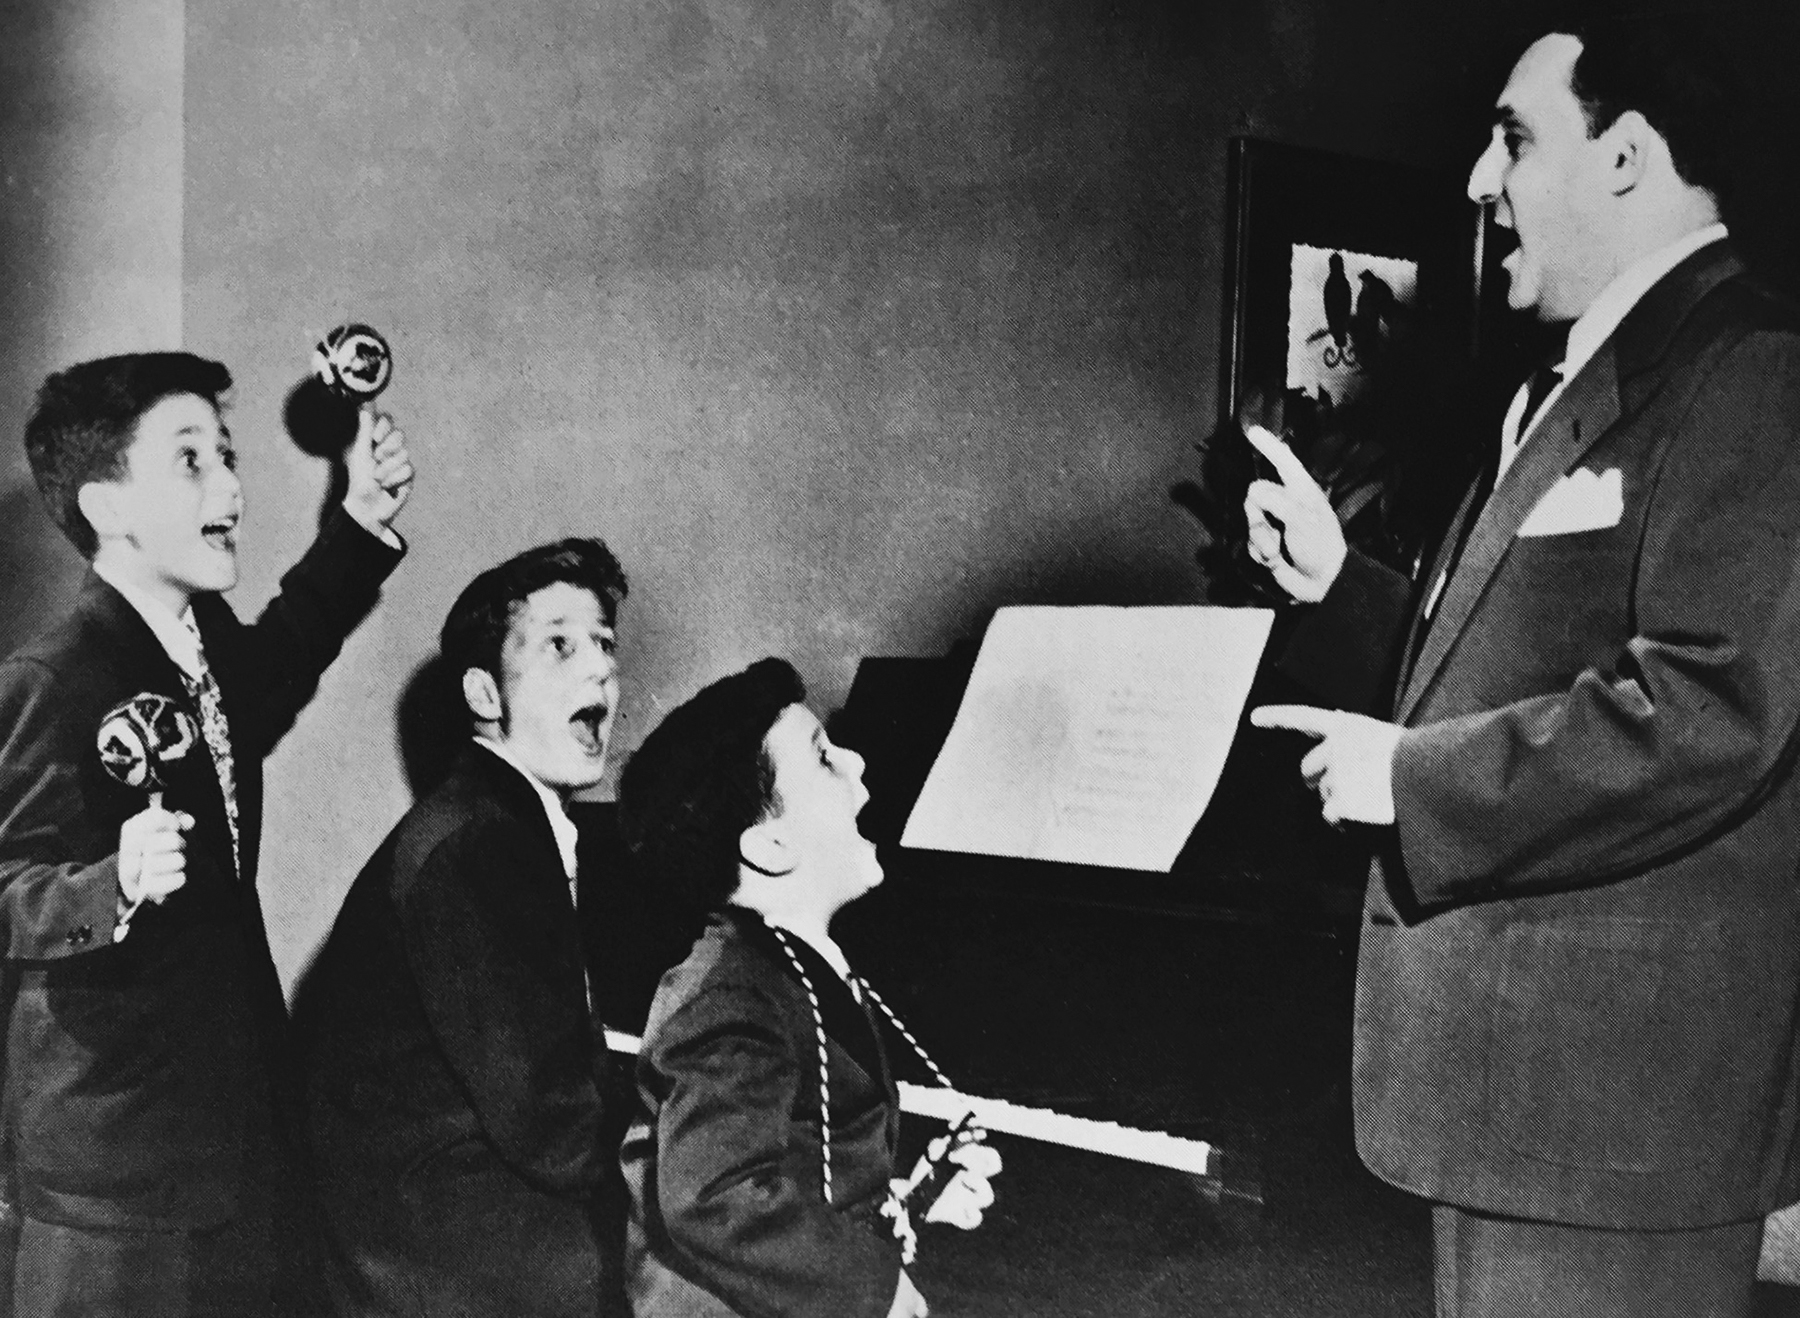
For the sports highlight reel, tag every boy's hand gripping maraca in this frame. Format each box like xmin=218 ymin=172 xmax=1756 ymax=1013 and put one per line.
xmin=98 ymin=694 xmax=200 ymax=940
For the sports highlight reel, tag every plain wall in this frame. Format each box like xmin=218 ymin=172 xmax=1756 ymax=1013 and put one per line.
xmin=0 ymin=0 xmax=185 ymax=653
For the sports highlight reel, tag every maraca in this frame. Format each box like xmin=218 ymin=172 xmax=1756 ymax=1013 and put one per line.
xmin=312 ymin=323 xmax=393 ymax=401
xmin=97 ymin=693 xmax=200 ymax=939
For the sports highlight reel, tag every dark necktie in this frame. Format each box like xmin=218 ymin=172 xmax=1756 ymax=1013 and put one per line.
xmin=1420 ymin=324 xmax=1572 ymax=627
xmin=1515 ymin=318 xmax=1574 ymax=440
xmin=1517 ymin=356 xmax=1565 ymax=439
xmin=181 ymin=615 xmax=240 ymax=877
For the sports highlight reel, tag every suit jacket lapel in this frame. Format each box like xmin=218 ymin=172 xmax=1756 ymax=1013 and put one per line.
xmin=1399 ymin=356 xmax=1620 ymax=722
xmin=458 ymin=747 xmax=592 ymax=1009
xmin=461 ymin=745 xmax=574 ymax=896
xmin=728 ymin=909 xmax=892 ymax=1099
xmin=80 ymin=572 xmax=190 ymax=710
xmin=1392 ymin=477 xmax=1486 ymax=703
xmin=1396 ymin=240 xmax=1744 ymax=724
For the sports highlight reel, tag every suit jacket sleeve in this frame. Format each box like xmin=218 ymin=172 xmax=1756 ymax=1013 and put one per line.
xmin=0 ymin=659 xmax=127 ymax=960
xmin=649 ymin=984 xmax=900 ymax=1318
xmin=205 ymin=505 xmax=404 ymax=761
xmin=1394 ymin=329 xmax=1800 ymax=906
xmin=397 ymin=818 xmax=607 ymax=1196
xmin=1275 ymin=547 xmax=1414 ymax=714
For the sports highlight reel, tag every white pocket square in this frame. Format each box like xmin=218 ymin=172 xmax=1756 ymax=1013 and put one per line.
xmin=1517 ymin=467 xmax=1623 ymax=538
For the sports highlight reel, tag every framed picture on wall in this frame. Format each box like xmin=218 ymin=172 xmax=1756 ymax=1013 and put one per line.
xmin=1218 ymin=137 xmax=1490 ymax=432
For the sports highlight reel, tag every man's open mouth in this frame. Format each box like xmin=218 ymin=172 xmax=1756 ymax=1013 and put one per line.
xmin=1486 ymin=216 xmax=1519 ymax=262
xmin=570 ymin=703 xmax=610 ymax=755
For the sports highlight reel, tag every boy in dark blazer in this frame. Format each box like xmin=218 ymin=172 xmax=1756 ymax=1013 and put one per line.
xmin=295 ymin=539 xmax=628 ymax=1317
xmin=616 ymin=658 xmax=938 ymax=1318
xmin=0 ymin=352 xmax=413 ymax=1316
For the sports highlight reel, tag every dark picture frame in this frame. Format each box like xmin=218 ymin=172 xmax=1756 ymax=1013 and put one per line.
xmin=1218 ymin=137 xmax=1486 ymax=433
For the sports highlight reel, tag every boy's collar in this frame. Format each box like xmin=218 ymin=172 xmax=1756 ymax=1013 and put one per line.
xmin=471 ymin=737 xmax=580 ymax=881
xmin=91 ymin=559 xmax=202 ymax=682
xmin=721 ymin=906 xmax=890 ymax=1090
xmin=764 ymin=915 xmax=853 ymax=983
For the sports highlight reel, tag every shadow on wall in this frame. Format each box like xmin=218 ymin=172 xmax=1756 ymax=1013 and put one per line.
xmin=0 ymin=481 xmax=82 ymax=660
xmin=284 ymin=374 xmax=359 ymax=533
xmin=395 ymin=654 xmax=467 ymax=801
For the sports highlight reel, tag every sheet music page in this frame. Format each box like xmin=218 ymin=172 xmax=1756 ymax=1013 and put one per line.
xmin=900 ymin=605 xmax=1273 ymax=871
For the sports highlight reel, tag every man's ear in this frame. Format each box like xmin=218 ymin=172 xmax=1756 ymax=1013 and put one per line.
xmin=75 ymin=481 xmax=125 ymax=542
xmin=739 ymin=816 xmax=795 ymax=878
xmin=461 ymin=667 xmax=504 ymax=725
xmin=1601 ymin=109 xmax=1656 ymax=195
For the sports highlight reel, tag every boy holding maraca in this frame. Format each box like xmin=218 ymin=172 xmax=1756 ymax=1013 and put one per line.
xmin=0 ymin=349 xmax=413 ymax=1316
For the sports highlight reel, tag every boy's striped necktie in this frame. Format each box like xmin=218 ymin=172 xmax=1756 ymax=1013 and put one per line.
xmin=180 ymin=616 xmax=240 ymax=878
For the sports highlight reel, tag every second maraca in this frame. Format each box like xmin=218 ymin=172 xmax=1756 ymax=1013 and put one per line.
xmin=97 ymin=693 xmax=200 ymax=939
xmin=312 ymin=323 xmax=393 ymax=402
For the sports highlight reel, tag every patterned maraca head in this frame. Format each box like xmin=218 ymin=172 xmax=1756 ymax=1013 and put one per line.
xmin=312 ymin=323 xmax=393 ymax=401
xmin=98 ymin=694 xmax=200 ymax=794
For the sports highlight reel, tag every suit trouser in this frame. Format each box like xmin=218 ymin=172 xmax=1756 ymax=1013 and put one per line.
xmin=1433 ymin=1205 xmax=1765 ymax=1318
xmin=10 ymin=1213 xmax=281 ymax=1318
xmin=7 ymin=1164 xmax=330 ymax=1318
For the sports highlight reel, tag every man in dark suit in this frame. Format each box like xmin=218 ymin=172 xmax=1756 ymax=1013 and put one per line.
xmin=1244 ymin=18 xmax=1800 ymax=1317
xmin=615 ymin=658 xmax=937 ymax=1318
xmin=295 ymin=539 xmax=627 ymax=1317
xmin=0 ymin=352 xmax=413 ymax=1316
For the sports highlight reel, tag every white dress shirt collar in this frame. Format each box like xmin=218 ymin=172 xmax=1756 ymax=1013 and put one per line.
xmin=768 ymin=917 xmax=856 ymax=986
xmin=93 ymin=561 xmax=203 ymax=682
xmin=1561 ymin=222 xmax=1729 ymax=386
xmin=472 ymin=737 xmax=580 ymax=883
xmin=1498 ymin=223 xmax=1728 ymax=480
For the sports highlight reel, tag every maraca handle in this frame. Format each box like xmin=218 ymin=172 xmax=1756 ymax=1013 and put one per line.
xmin=116 ymin=788 xmax=164 ymax=942
xmin=116 ymin=895 xmax=146 ymax=942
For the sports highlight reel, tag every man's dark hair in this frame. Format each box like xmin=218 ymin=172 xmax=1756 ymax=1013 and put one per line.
xmin=618 ymin=658 xmax=805 ymax=916
xmin=1568 ymin=12 xmax=1738 ymax=202
xmin=439 ymin=538 xmax=629 ymax=725
xmin=23 ymin=352 xmax=233 ymax=558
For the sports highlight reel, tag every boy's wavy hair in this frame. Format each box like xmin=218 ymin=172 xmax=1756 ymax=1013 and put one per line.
xmin=618 ymin=658 xmax=804 ymax=916
xmin=25 ymin=353 xmax=233 ymax=558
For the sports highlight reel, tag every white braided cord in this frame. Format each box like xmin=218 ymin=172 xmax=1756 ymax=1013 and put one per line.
xmin=856 ymin=978 xmax=954 ymax=1093
xmin=768 ymin=930 xmax=964 ymax=1214
xmin=769 ymin=928 xmax=835 ymax=1204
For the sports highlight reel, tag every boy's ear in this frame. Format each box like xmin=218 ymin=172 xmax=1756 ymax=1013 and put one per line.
xmin=75 ymin=481 xmax=126 ymax=541
xmin=461 ymin=667 xmax=504 ymax=724
xmin=1601 ymin=109 xmax=1654 ymax=195
xmin=739 ymin=816 xmax=795 ymax=878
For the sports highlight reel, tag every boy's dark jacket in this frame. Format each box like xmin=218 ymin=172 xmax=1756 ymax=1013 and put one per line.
xmin=0 ymin=507 xmax=400 ymax=1234
xmin=622 ymin=907 xmax=904 ymax=1318
xmin=295 ymin=742 xmax=614 ymax=1316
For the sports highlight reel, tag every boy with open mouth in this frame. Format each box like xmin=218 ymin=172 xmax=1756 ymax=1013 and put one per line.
xmin=0 ymin=350 xmax=413 ymax=1315
xmin=295 ymin=538 xmax=631 ymax=1318
xmin=615 ymin=658 xmax=1000 ymax=1318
